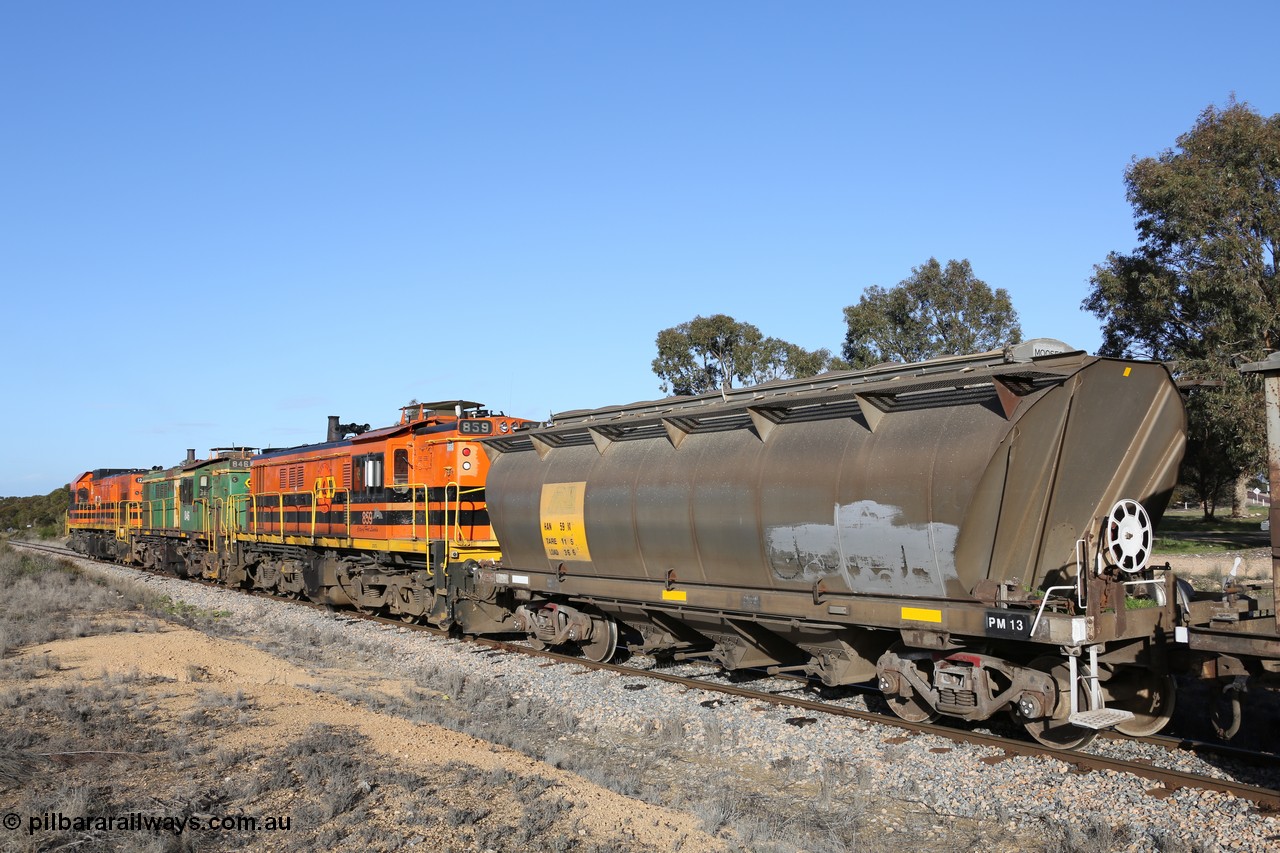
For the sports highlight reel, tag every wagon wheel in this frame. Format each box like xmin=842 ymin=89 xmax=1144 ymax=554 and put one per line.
xmin=877 ymin=644 xmax=939 ymax=724
xmin=1102 ymin=666 xmax=1177 ymax=737
xmin=1211 ymin=678 xmax=1246 ymax=740
xmin=579 ymin=616 xmax=618 ymax=663
xmin=1020 ymin=656 xmax=1097 ymax=749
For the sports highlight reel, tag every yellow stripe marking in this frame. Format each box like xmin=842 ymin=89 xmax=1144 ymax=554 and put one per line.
xmin=1123 ymin=367 xmax=1132 ymax=377
xmin=662 ymin=589 xmax=688 ymax=602
xmin=901 ymin=606 xmax=942 ymax=623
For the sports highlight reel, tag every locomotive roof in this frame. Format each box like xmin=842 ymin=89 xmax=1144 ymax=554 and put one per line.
xmin=254 ymin=438 xmax=353 ymax=460
xmin=411 ymin=400 xmax=483 ymax=411
xmin=351 ymin=423 xmax=410 ymax=443
xmin=87 ymin=468 xmax=145 ymax=479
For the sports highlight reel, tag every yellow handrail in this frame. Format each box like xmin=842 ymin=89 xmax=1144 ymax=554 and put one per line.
xmin=249 ymin=487 xmax=351 ymax=539
xmin=228 ymin=493 xmax=252 ymax=536
xmin=142 ymin=497 xmax=177 ymax=530
xmin=444 ymin=482 xmax=487 ymax=545
xmin=250 ymin=492 xmax=289 ymax=535
xmin=116 ymin=501 xmax=142 ymax=540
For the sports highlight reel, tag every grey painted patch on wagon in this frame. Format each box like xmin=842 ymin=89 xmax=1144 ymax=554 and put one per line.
xmin=766 ymin=500 xmax=958 ymax=596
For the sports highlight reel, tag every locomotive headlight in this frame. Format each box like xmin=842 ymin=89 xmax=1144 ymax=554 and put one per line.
xmin=462 ymin=461 xmax=472 ymax=471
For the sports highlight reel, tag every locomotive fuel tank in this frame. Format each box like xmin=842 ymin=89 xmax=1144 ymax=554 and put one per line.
xmin=484 ymin=341 xmax=1185 ymax=602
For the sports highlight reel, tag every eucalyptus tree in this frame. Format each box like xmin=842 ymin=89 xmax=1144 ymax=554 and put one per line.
xmin=841 ymin=258 xmax=1022 ymax=369
xmin=652 ymin=314 xmax=834 ymax=396
xmin=1083 ymin=98 xmax=1280 ymax=516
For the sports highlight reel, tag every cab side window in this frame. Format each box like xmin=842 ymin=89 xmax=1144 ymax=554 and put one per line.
xmin=353 ymin=453 xmax=384 ymax=501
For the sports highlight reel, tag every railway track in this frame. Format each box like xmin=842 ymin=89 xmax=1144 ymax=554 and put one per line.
xmin=10 ymin=536 xmax=1280 ymax=811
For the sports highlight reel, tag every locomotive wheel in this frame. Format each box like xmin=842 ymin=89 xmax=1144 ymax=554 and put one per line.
xmin=879 ymin=644 xmax=939 ymax=724
xmin=580 ymin=617 xmax=618 ymax=663
xmin=1104 ymin=668 xmax=1176 ymax=737
xmin=387 ymin=586 xmax=419 ymax=623
xmin=1021 ymin=656 xmax=1097 ymax=749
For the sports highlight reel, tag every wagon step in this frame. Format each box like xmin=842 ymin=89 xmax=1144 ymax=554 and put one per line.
xmin=1068 ymin=708 xmax=1135 ymax=730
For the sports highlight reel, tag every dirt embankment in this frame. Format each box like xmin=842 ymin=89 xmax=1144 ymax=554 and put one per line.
xmin=2 ymin=615 xmax=725 ymax=852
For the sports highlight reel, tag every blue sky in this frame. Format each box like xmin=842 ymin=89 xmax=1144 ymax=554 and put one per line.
xmin=1 ymin=2 xmax=1275 ymax=496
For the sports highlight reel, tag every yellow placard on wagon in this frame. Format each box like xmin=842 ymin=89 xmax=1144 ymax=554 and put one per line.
xmin=540 ymin=482 xmax=592 ymax=562
xmin=901 ymin=606 xmax=942 ymax=624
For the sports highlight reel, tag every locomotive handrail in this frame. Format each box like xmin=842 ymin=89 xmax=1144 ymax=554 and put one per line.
xmin=116 ymin=500 xmax=142 ymax=541
xmin=249 ymin=492 xmax=288 ymax=536
xmin=401 ymin=481 xmax=435 ymax=574
xmin=203 ymin=497 xmax=235 ymax=550
xmin=143 ymin=497 xmax=178 ymax=531
xmin=210 ymin=497 xmax=226 ymax=543
xmin=307 ymin=487 xmax=349 ymax=541
xmin=228 ymin=494 xmax=252 ymax=536
xmin=193 ymin=498 xmax=218 ymax=552
xmin=391 ymin=482 xmax=430 ymax=541
xmin=120 ymin=500 xmax=142 ymax=532
xmin=444 ymin=482 xmax=486 ymax=546
xmin=248 ymin=488 xmax=349 ymax=540
xmin=142 ymin=498 xmax=160 ymax=529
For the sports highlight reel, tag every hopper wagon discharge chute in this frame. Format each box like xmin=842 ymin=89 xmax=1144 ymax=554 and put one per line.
xmin=480 ymin=339 xmax=1188 ymax=748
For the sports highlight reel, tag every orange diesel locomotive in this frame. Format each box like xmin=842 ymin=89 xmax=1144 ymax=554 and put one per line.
xmin=238 ymin=401 xmax=533 ymax=629
xmin=69 ymin=401 xmax=534 ymax=633
xmin=66 ymin=468 xmax=145 ymax=561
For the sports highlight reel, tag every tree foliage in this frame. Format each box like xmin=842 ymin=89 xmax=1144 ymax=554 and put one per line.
xmin=841 ymin=258 xmax=1022 ymax=368
xmin=1180 ymin=375 xmax=1258 ymax=519
xmin=652 ymin=314 xmax=835 ymax=396
xmin=0 ymin=487 xmax=70 ymax=536
xmin=1082 ymin=98 xmax=1280 ymax=517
